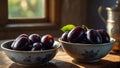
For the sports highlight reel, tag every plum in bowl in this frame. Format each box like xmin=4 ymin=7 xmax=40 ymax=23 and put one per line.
xmin=59 ymin=25 xmax=115 ymax=62
xmin=59 ymin=38 xmax=114 ymax=62
xmin=1 ymin=34 xmax=61 ymax=66
xmin=1 ymin=40 xmax=60 ymax=65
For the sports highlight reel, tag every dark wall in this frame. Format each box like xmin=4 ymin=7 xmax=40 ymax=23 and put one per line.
xmin=61 ymin=0 xmax=86 ymax=26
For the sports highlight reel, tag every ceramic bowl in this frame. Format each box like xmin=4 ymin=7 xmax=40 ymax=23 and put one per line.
xmin=58 ymin=38 xmax=115 ymax=62
xmin=1 ymin=40 xmax=60 ymax=66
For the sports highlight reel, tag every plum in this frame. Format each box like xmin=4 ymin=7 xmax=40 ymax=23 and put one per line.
xmin=31 ymin=42 xmax=42 ymax=51
xmin=67 ymin=26 xmax=85 ymax=43
xmin=97 ymin=29 xmax=110 ymax=43
xmin=61 ymin=31 xmax=69 ymax=42
xmin=41 ymin=34 xmax=54 ymax=50
xmin=86 ymin=29 xmax=102 ymax=44
xmin=29 ymin=34 xmax=41 ymax=43
xmin=11 ymin=37 xmax=30 ymax=50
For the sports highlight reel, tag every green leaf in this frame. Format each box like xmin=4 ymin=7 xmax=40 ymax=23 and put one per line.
xmin=61 ymin=24 xmax=75 ymax=32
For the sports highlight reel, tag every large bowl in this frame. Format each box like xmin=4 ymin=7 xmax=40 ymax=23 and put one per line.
xmin=1 ymin=40 xmax=60 ymax=66
xmin=58 ymin=38 xmax=115 ymax=62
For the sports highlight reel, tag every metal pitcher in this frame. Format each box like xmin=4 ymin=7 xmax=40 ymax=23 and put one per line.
xmin=98 ymin=0 xmax=120 ymax=52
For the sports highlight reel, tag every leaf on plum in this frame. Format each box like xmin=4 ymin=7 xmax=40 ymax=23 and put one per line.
xmin=61 ymin=24 xmax=75 ymax=32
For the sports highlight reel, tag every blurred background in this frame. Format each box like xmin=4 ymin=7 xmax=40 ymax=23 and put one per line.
xmin=8 ymin=0 xmax=45 ymax=19
xmin=0 ymin=0 xmax=117 ymax=40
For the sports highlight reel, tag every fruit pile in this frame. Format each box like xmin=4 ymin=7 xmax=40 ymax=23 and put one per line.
xmin=61 ymin=24 xmax=110 ymax=44
xmin=11 ymin=34 xmax=54 ymax=51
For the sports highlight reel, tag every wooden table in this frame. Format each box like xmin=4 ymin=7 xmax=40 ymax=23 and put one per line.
xmin=0 ymin=40 xmax=120 ymax=68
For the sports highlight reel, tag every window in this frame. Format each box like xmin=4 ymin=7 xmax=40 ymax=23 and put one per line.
xmin=8 ymin=0 xmax=47 ymax=23
xmin=0 ymin=0 xmax=61 ymax=25
xmin=0 ymin=0 xmax=61 ymax=39
xmin=8 ymin=0 xmax=45 ymax=19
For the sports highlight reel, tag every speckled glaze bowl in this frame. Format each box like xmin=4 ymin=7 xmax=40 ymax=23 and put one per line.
xmin=1 ymin=40 xmax=60 ymax=66
xmin=58 ymin=38 xmax=115 ymax=62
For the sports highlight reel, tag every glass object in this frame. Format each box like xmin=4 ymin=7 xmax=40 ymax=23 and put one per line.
xmin=8 ymin=0 xmax=45 ymax=19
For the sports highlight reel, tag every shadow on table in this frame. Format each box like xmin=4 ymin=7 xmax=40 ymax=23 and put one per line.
xmin=109 ymin=51 xmax=120 ymax=56
xmin=9 ymin=59 xmax=80 ymax=68
xmin=72 ymin=59 xmax=120 ymax=68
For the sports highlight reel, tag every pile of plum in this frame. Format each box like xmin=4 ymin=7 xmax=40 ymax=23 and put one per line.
xmin=11 ymin=34 xmax=54 ymax=51
xmin=61 ymin=26 xmax=110 ymax=44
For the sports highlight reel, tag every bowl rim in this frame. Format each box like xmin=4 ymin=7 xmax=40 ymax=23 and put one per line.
xmin=58 ymin=38 xmax=115 ymax=46
xmin=1 ymin=40 xmax=61 ymax=53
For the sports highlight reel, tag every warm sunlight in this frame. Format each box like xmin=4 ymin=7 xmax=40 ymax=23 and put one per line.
xmin=21 ymin=0 xmax=28 ymax=11
xmin=8 ymin=0 xmax=45 ymax=19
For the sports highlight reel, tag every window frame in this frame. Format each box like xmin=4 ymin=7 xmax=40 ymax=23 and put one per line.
xmin=0 ymin=0 xmax=61 ymax=40
xmin=0 ymin=0 xmax=61 ymax=28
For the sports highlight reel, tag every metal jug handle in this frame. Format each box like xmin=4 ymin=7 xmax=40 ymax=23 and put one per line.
xmin=98 ymin=6 xmax=107 ymax=24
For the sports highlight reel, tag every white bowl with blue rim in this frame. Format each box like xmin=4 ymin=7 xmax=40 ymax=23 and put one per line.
xmin=58 ymin=38 xmax=115 ymax=62
xmin=1 ymin=40 xmax=60 ymax=66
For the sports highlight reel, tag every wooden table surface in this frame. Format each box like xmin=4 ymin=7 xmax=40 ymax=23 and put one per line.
xmin=0 ymin=40 xmax=120 ymax=68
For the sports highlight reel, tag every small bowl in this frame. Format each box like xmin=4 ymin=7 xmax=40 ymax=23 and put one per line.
xmin=58 ymin=38 xmax=115 ymax=62
xmin=1 ymin=40 xmax=61 ymax=66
